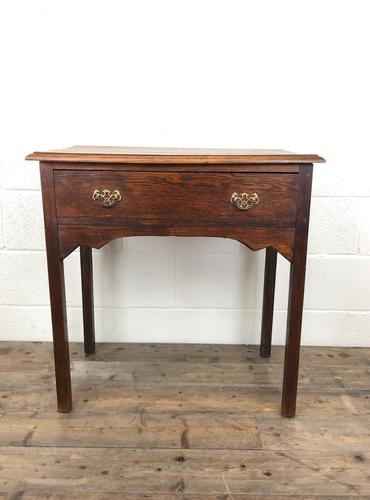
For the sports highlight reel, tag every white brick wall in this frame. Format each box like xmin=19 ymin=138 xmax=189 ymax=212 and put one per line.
xmin=1 ymin=0 xmax=370 ymax=346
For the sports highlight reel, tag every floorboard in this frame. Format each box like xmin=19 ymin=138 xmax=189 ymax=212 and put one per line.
xmin=0 ymin=342 xmax=370 ymax=498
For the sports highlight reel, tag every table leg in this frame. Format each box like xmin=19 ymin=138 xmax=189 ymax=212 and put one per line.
xmin=80 ymin=245 xmax=95 ymax=355
xmin=40 ymin=163 xmax=72 ymax=413
xmin=47 ymin=257 xmax=72 ymax=412
xmin=281 ymin=256 xmax=307 ymax=417
xmin=281 ymin=165 xmax=313 ymax=418
xmin=260 ymin=247 xmax=277 ymax=357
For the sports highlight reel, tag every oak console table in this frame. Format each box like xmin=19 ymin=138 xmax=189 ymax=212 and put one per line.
xmin=26 ymin=146 xmax=325 ymax=417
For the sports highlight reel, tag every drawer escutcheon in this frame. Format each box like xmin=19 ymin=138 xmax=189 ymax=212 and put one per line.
xmin=92 ymin=189 xmax=122 ymax=208
xmin=230 ymin=192 xmax=259 ymax=211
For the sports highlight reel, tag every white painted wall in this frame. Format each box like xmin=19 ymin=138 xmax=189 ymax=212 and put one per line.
xmin=1 ymin=0 xmax=370 ymax=346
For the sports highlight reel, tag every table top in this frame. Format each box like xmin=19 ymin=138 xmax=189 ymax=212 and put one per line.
xmin=26 ymin=146 xmax=325 ymax=164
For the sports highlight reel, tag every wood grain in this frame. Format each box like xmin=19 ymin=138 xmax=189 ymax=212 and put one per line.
xmin=50 ymin=161 xmax=303 ymax=173
xmin=30 ymin=149 xmax=324 ymax=418
xmin=26 ymin=145 xmax=325 ymax=164
xmin=0 ymin=446 xmax=369 ymax=496
xmin=282 ymin=166 xmax=313 ymax=417
xmin=2 ymin=411 xmax=370 ymax=452
xmin=58 ymin=225 xmax=295 ymax=261
xmin=1 ymin=341 xmax=368 ymax=367
xmin=260 ymin=247 xmax=277 ymax=357
xmin=2 ymin=359 xmax=369 ymax=392
xmin=2 ymin=341 xmax=368 ymax=496
xmin=80 ymin=245 xmax=95 ymax=355
xmin=54 ymin=171 xmax=298 ymax=225
xmin=39 ymin=163 xmax=72 ymax=413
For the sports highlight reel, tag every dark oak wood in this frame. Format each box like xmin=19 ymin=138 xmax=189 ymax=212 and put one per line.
xmin=39 ymin=163 xmax=72 ymax=412
xmin=260 ymin=247 xmax=278 ymax=357
xmin=27 ymin=147 xmax=324 ymax=417
xmin=54 ymin=171 xmax=298 ymax=226
xmin=51 ymin=161 xmax=302 ymax=173
xmin=58 ymin=225 xmax=295 ymax=261
xmin=26 ymin=145 xmax=325 ymax=164
xmin=80 ymin=245 xmax=95 ymax=355
xmin=281 ymin=165 xmax=313 ymax=417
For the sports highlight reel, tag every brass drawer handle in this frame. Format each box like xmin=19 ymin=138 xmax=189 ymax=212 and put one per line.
xmin=230 ymin=192 xmax=259 ymax=210
xmin=92 ymin=189 xmax=122 ymax=208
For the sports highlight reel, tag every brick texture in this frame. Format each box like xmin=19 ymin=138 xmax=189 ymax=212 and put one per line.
xmin=1 ymin=1 xmax=370 ymax=345
xmin=0 ymin=163 xmax=369 ymax=346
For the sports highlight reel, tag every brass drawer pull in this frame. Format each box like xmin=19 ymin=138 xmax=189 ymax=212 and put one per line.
xmin=230 ymin=192 xmax=259 ymax=210
xmin=92 ymin=189 xmax=122 ymax=207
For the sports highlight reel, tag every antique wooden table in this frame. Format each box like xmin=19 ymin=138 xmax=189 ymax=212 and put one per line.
xmin=27 ymin=146 xmax=325 ymax=417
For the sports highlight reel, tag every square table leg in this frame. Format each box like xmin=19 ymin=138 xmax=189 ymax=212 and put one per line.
xmin=281 ymin=165 xmax=313 ymax=417
xmin=260 ymin=247 xmax=277 ymax=357
xmin=40 ymin=163 xmax=72 ymax=413
xmin=80 ymin=245 xmax=95 ymax=355
xmin=47 ymin=257 xmax=72 ymax=413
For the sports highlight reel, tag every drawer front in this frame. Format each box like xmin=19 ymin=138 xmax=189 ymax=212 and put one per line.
xmin=54 ymin=171 xmax=298 ymax=226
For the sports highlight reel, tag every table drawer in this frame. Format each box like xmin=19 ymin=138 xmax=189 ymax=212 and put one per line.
xmin=54 ymin=171 xmax=298 ymax=225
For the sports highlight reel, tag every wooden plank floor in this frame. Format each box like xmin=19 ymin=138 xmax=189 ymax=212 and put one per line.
xmin=0 ymin=342 xmax=370 ymax=499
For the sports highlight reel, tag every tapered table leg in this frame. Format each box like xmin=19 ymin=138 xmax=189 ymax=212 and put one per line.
xmin=281 ymin=257 xmax=307 ymax=417
xmin=80 ymin=245 xmax=95 ymax=355
xmin=281 ymin=165 xmax=313 ymax=417
xmin=40 ymin=163 xmax=72 ymax=413
xmin=260 ymin=247 xmax=277 ymax=357
xmin=48 ymin=258 xmax=72 ymax=412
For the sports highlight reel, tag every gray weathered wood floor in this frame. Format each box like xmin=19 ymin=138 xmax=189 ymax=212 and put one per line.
xmin=0 ymin=341 xmax=370 ymax=499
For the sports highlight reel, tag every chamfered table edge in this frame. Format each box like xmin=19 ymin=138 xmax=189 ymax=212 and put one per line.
xmin=26 ymin=152 xmax=325 ymax=164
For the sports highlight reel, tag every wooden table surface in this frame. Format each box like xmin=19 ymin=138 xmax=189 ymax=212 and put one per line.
xmin=0 ymin=341 xmax=369 ymax=498
xmin=26 ymin=145 xmax=325 ymax=164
